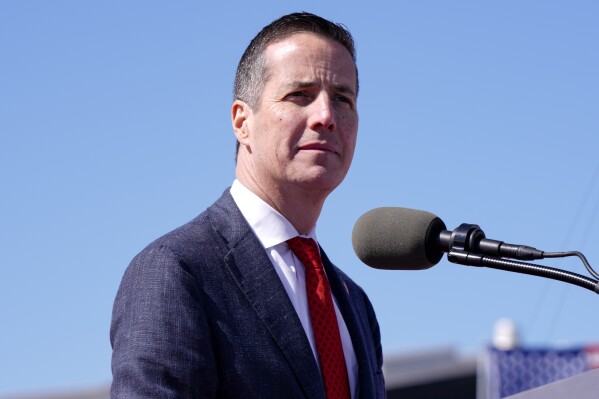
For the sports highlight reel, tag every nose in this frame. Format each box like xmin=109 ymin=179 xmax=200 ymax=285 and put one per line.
xmin=308 ymin=92 xmax=336 ymax=131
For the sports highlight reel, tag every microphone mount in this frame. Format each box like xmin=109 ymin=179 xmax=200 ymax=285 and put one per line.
xmin=443 ymin=223 xmax=599 ymax=295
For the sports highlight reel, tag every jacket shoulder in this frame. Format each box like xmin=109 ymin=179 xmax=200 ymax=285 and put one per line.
xmin=138 ymin=188 xmax=244 ymax=264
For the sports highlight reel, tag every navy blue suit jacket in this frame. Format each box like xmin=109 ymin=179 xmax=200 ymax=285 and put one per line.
xmin=111 ymin=190 xmax=385 ymax=398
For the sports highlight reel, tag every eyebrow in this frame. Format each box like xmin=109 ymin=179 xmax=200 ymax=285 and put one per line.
xmin=287 ymin=81 xmax=356 ymax=98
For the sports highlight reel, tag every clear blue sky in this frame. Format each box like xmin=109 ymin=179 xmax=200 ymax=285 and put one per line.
xmin=2 ymin=0 xmax=598 ymax=395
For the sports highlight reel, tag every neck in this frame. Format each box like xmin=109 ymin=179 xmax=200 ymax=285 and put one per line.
xmin=236 ymin=172 xmax=328 ymax=236
xmin=270 ymin=188 xmax=326 ymax=235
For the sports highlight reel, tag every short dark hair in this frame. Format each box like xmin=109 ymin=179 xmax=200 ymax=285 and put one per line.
xmin=233 ymin=12 xmax=358 ymax=157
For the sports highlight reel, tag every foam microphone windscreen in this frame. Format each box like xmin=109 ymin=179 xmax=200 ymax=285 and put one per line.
xmin=352 ymin=207 xmax=446 ymax=270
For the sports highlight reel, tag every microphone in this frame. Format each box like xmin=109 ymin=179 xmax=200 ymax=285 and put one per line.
xmin=352 ymin=207 xmax=599 ymax=295
xmin=352 ymin=207 xmax=446 ymax=270
xmin=352 ymin=207 xmax=544 ymax=270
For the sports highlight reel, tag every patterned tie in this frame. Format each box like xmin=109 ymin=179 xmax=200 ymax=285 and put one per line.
xmin=287 ymin=237 xmax=351 ymax=399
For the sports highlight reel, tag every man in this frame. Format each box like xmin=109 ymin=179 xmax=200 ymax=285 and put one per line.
xmin=111 ymin=12 xmax=385 ymax=398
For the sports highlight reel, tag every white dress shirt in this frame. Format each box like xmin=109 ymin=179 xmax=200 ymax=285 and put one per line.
xmin=230 ymin=179 xmax=358 ymax=397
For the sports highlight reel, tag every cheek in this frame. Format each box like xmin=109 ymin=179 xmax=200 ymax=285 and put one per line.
xmin=337 ymin=109 xmax=358 ymax=130
xmin=254 ymin=113 xmax=291 ymax=158
xmin=278 ymin=118 xmax=306 ymax=150
xmin=339 ymin=116 xmax=358 ymax=147
xmin=345 ymin=135 xmax=357 ymax=161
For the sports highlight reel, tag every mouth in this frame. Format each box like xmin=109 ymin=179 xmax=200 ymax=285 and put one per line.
xmin=298 ymin=142 xmax=338 ymax=155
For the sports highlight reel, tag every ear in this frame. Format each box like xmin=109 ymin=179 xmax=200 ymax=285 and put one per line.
xmin=232 ymin=100 xmax=252 ymax=148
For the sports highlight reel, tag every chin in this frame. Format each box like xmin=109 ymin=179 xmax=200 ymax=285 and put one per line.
xmin=296 ymin=172 xmax=345 ymax=193
xmin=288 ymin=161 xmax=348 ymax=188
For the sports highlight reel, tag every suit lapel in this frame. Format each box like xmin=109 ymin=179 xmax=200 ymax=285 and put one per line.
xmin=321 ymin=249 xmax=376 ymax=399
xmin=209 ymin=191 xmax=325 ymax=399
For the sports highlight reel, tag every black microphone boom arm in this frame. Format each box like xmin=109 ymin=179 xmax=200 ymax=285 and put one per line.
xmin=444 ymin=223 xmax=599 ymax=295
xmin=448 ymin=249 xmax=599 ymax=294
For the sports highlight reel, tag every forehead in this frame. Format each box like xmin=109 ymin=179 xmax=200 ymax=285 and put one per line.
xmin=263 ymin=33 xmax=357 ymax=91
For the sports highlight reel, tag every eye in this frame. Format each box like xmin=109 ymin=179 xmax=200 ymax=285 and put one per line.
xmin=288 ymin=91 xmax=307 ymax=98
xmin=285 ymin=90 xmax=312 ymax=104
xmin=334 ymin=94 xmax=355 ymax=108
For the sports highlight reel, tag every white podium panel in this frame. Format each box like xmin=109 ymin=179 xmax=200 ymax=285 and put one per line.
xmin=505 ymin=368 xmax=599 ymax=399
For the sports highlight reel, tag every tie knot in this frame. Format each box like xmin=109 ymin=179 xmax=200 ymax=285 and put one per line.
xmin=287 ymin=236 xmax=321 ymax=270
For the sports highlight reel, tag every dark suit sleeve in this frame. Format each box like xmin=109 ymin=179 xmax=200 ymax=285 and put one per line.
xmin=110 ymin=244 xmax=216 ymax=398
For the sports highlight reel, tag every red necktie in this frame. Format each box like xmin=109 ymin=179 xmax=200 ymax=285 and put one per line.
xmin=287 ymin=237 xmax=351 ymax=399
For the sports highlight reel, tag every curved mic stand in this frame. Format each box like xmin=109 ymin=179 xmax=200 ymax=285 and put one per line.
xmin=447 ymin=249 xmax=599 ymax=294
xmin=445 ymin=223 xmax=599 ymax=295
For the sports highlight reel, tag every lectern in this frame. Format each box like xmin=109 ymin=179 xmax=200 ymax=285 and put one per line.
xmin=505 ymin=368 xmax=599 ymax=399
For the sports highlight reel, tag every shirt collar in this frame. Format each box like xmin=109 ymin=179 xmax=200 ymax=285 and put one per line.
xmin=230 ymin=179 xmax=317 ymax=249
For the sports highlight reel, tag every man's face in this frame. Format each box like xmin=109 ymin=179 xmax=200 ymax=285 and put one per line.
xmin=239 ymin=33 xmax=358 ymax=197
